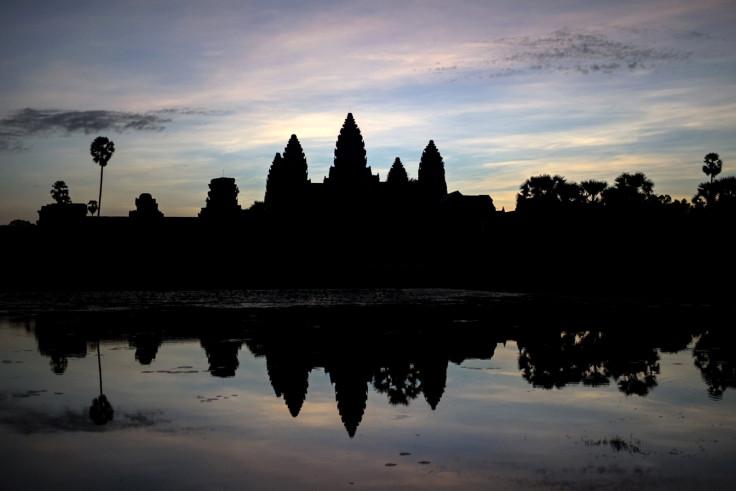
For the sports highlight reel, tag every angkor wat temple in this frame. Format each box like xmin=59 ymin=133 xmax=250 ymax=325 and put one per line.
xmin=261 ymin=112 xmax=492 ymax=217
xmin=20 ymin=113 xmax=497 ymax=290
xmin=38 ymin=113 xmax=495 ymax=232
xmin=197 ymin=112 xmax=495 ymax=227
xmin=11 ymin=114 xmax=732 ymax=297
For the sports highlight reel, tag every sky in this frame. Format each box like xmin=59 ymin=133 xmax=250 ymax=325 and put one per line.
xmin=1 ymin=0 xmax=735 ymax=223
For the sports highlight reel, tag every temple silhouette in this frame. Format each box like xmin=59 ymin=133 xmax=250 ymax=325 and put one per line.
xmin=21 ymin=113 xmax=498 ymax=290
xmin=11 ymin=113 xmax=733 ymax=296
xmin=191 ymin=112 xmax=495 ymax=226
xmin=262 ymin=113 xmax=475 ymax=218
xmin=34 ymin=112 xmax=495 ymax=229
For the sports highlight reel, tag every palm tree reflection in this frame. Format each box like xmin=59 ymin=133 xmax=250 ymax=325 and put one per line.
xmin=89 ymin=338 xmax=114 ymax=425
xmin=693 ymin=329 xmax=736 ymax=400
xmin=517 ymin=330 xmax=661 ymax=396
xmin=373 ymin=362 xmax=421 ymax=406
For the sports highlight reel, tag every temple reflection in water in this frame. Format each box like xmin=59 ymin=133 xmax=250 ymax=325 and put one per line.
xmin=23 ymin=298 xmax=734 ymax=437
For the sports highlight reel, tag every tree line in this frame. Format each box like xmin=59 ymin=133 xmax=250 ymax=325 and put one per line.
xmin=514 ymin=152 xmax=733 ymax=216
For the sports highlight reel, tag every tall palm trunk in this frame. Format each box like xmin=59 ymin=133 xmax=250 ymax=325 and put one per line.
xmin=97 ymin=165 xmax=104 ymax=217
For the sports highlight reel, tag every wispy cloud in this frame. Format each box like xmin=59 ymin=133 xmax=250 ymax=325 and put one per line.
xmin=155 ymin=107 xmax=224 ymax=116
xmin=0 ymin=108 xmax=176 ymax=150
xmin=424 ymin=27 xmax=695 ymax=81
xmin=499 ymin=28 xmax=692 ymax=74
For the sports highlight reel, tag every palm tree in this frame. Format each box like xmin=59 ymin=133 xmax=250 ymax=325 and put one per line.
xmin=516 ymin=174 xmax=576 ymax=212
xmin=613 ymin=172 xmax=654 ymax=195
xmin=702 ymin=153 xmax=722 ymax=183
xmin=602 ymin=172 xmax=655 ymax=209
xmin=90 ymin=137 xmax=115 ymax=216
xmin=518 ymin=174 xmax=567 ymax=201
xmin=557 ymin=180 xmax=583 ymax=204
xmin=580 ymin=179 xmax=608 ymax=204
xmin=694 ymin=175 xmax=736 ymax=209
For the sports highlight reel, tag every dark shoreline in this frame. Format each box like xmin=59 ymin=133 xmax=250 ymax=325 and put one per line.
xmin=3 ymin=209 xmax=734 ymax=304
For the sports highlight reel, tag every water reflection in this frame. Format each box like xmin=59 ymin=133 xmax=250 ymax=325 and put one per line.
xmin=517 ymin=330 xmax=663 ymax=396
xmin=693 ymin=329 xmax=736 ymax=400
xmin=15 ymin=300 xmax=735 ymax=438
xmin=201 ymin=335 xmax=243 ymax=377
xmin=35 ymin=320 xmax=87 ymax=375
xmin=2 ymin=295 xmax=736 ymax=490
xmin=129 ymin=332 xmax=161 ymax=365
xmin=89 ymin=339 xmax=114 ymax=425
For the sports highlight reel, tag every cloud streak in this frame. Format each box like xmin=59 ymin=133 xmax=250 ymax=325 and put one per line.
xmin=0 ymin=108 xmax=174 ymax=150
xmin=502 ymin=28 xmax=692 ymax=74
xmin=426 ymin=28 xmax=694 ymax=80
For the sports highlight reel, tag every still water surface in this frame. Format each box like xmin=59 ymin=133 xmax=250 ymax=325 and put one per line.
xmin=1 ymin=290 xmax=734 ymax=490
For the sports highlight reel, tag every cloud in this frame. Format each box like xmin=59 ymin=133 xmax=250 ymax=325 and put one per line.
xmin=0 ymin=129 xmax=25 ymax=151
xmin=426 ymin=27 xmax=694 ymax=80
xmin=0 ymin=108 xmax=175 ymax=151
xmin=503 ymin=28 xmax=692 ymax=73
xmin=155 ymin=107 xmax=224 ymax=116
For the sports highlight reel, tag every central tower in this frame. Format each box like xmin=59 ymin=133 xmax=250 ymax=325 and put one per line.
xmin=325 ymin=113 xmax=379 ymax=187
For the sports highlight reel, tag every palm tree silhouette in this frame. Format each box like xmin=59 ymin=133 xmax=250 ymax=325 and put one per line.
xmin=373 ymin=363 xmax=421 ymax=406
xmin=613 ymin=172 xmax=654 ymax=195
xmin=516 ymin=174 xmax=577 ymax=212
xmin=702 ymin=152 xmax=723 ymax=183
xmin=90 ymin=136 xmax=115 ymax=217
xmin=580 ymin=179 xmax=608 ymax=204
xmin=601 ymin=172 xmax=655 ymax=210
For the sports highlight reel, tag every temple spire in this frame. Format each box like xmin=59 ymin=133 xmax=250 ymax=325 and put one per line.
xmin=326 ymin=113 xmax=378 ymax=186
xmin=265 ymin=134 xmax=310 ymax=211
xmin=387 ymin=157 xmax=409 ymax=185
xmin=283 ymin=134 xmax=309 ymax=184
xmin=418 ymin=140 xmax=447 ymax=203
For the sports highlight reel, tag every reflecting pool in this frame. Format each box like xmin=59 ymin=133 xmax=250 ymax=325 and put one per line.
xmin=1 ymin=289 xmax=734 ymax=490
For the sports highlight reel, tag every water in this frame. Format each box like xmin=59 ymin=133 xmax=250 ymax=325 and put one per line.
xmin=1 ymin=289 xmax=734 ymax=490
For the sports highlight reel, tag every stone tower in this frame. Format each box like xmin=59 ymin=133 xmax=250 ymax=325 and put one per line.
xmin=325 ymin=113 xmax=379 ymax=187
xmin=199 ymin=177 xmax=242 ymax=219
